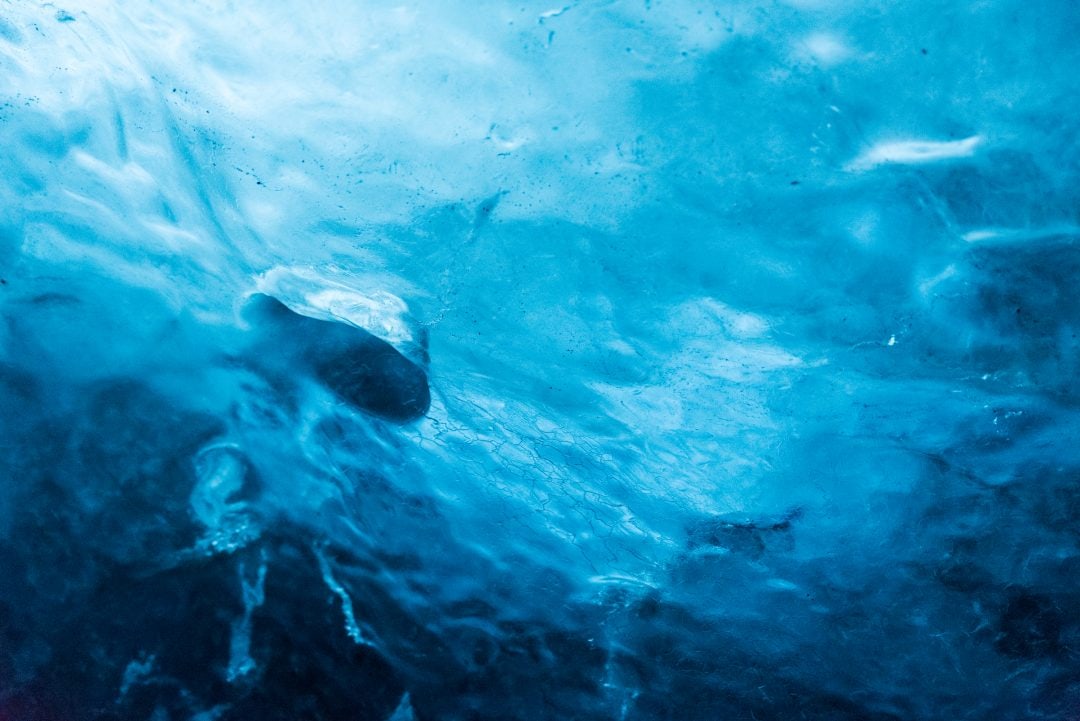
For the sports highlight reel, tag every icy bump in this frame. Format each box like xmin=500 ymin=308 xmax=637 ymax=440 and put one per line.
xmin=799 ymin=33 xmax=854 ymax=67
xmin=118 ymin=655 xmax=156 ymax=698
xmin=253 ymin=266 xmax=427 ymax=366
xmin=388 ymin=694 xmax=418 ymax=721
xmin=191 ymin=444 xmax=261 ymax=555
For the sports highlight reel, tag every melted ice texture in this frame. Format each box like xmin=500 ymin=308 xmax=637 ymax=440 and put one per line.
xmin=1 ymin=1 xmax=1079 ymax=720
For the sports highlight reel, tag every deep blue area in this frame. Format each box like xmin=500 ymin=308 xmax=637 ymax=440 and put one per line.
xmin=1 ymin=2 xmax=1079 ymax=719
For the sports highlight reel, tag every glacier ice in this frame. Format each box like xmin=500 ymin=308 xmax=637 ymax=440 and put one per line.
xmin=1 ymin=0 xmax=1080 ymax=719
xmin=845 ymin=135 xmax=983 ymax=171
xmin=243 ymin=291 xmax=431 ymax=422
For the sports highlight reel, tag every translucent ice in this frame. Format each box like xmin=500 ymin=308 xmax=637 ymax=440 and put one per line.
xmin=1 ymin=1 xmax=1079 ymax=719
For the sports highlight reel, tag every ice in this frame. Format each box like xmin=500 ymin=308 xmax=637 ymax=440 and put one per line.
xmin=846 ymin=136 xmax=983 ymax=171
xmin=2 ymin=0 xmax=1080 ymax=719
xmin=243 ymin=292 xmax=431 ymax=422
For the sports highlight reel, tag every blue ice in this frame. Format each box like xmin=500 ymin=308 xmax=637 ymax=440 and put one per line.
xmin=1 ymin=1 xmax=1078 ymax=719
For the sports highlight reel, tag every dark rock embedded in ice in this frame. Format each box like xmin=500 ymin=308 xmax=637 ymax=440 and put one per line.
xmin=4 ymin=537 xmax=407 ymax=721
xmin=218 ymin=537 xmax=406 ymax=721
xmin=928 ymin=150 xmax=1060 ymax=228
xmin=244 ymin=293 xmax=430 ymax=423
xmin=2 ymin=378 xmax=406 ymax=720
xmin=605 ymin=592 xmax=906 ymax=721
xmin=995 ymin=591 xmax=1063 ymax=660
xmin=937 ymin=235 xmax=1080 ymax=400
xmin=685 ymin=507 xmax=802 ymax=558
xmin=40 ymin=378 xmax=224 ymax=567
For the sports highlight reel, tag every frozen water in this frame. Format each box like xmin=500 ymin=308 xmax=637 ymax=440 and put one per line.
xmin=1 ymin=1 xmax=1079 ymax=719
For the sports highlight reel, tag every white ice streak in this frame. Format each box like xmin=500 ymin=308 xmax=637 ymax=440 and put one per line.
xmin=846 ymin=136 xmax=983 ymax=171
xmin=316 ymin=548 xmax=370 ymax=647
xmin=961 ymin=224 xmax=1080 ymax=244
xmin=227 ymin=556 xmax=267 ymax=682
xmin=254 ymin=266 xmax=425 ymax=362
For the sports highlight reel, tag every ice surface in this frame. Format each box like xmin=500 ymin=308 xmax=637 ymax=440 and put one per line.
xmin=1 ymin=1 xmax=1079 ymax=719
